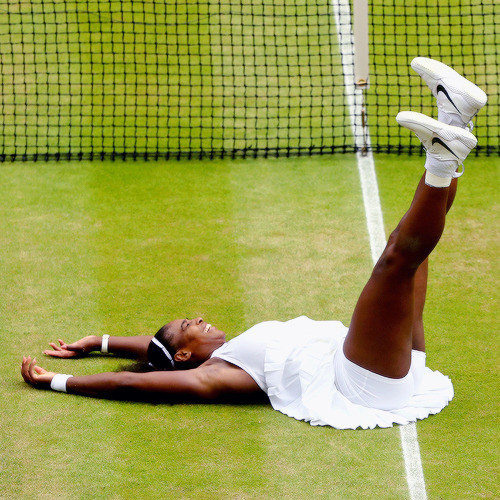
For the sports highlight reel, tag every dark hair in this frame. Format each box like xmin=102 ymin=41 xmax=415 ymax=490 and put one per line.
xmin=146 ymin=324 xmax=177 ymax=371
xmin=119 ymin=324 xmax=177 ymax=373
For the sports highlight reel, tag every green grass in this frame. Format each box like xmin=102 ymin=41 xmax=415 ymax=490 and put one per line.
xmin=0 ymin=155 xmax=403 ymax=500
xmin=1 ymin=155 xmax=498 ymax=499
xmin=376 ymin=154 xmax=500 ymax=499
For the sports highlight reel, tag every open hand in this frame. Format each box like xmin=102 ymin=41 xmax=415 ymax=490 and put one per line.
xmin=43 ymin=336 xmax=97 ymax=358
xmin=21 ymin=356 xmax=56 ymax=389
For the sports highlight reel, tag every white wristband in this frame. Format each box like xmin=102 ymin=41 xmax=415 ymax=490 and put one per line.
xmin=50 ymin=374 xmax=73 ymax=393
xmin=101 ymin=334 xmax=110 ymax=353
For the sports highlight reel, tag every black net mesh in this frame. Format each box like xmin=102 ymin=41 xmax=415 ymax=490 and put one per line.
xmin=368 ymin=0 xmax=498 ymax=156
xmin=0 ymin=0 xmax=498 ymax=161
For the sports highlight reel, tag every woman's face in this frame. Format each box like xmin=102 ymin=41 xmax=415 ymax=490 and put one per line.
xmin=168 ymin=317 xmax=226 ymax=363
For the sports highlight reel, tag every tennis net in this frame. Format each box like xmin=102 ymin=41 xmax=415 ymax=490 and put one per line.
xmin=0 ymin=0 xmax=498 ymax=161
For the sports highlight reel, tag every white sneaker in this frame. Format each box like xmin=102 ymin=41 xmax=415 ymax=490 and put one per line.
xmin=396 ymin=111 xmax=477 ymax=179
xmin=411 ymin=57 xmax=487 ymax=129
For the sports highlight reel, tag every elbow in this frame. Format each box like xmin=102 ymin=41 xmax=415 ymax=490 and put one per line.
xmin=109 ymin=372 xmax=144 ymax=400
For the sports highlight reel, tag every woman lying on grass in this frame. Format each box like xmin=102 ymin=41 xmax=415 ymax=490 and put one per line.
xmin=21 ymin=58 xmax=486 ymax=429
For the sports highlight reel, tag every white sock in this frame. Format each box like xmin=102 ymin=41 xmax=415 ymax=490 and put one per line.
xmin=425 ymin=171 xmax=452 ymax=188
xmin=424 ymin=153 xmax=458 ymax=187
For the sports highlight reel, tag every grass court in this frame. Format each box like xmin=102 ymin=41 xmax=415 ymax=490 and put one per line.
xmin=1 ymin=155 xmax=498 ymax=499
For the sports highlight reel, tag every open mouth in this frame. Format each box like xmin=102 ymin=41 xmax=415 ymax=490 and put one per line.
xmin=203 ymin=323 xmax=212 ymax=334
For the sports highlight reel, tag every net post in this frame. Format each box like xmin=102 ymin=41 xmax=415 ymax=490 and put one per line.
xmin=353 ymin=0 xmax=370 ymax=155
xmin=353 ymin=0 xmax=369 ymax=89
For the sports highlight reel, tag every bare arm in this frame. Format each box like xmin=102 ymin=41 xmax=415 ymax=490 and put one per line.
xmin=21 ymin=356 xmax=263 ymax=402
xmin=66 ymin=370 xmax=205 ymax=400
xmin=44 ymin=335 xmax=153 ymax=360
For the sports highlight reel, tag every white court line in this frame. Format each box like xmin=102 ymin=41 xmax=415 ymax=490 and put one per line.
xmin=331 ymin=1 xmax=427 ymax=499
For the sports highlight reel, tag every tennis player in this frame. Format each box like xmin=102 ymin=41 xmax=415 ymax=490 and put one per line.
xmin=21 ymin=58 xmax=487 ymax=429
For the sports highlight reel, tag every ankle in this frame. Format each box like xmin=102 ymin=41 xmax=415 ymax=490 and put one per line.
xmin=425 ymin=171 xmax=452 ymax=188
xmin=424 ymin=153 xmax=462 ymax=187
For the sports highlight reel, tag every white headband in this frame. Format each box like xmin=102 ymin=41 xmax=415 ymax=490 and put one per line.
xmin=151 ymin=337 xmax=175 ymax=368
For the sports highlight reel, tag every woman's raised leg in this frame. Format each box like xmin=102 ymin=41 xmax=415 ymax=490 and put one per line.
xmin=343 ymin=114 xmax=477 ymax=379
xmin=411 ymin=177 xmax=457 ymax=353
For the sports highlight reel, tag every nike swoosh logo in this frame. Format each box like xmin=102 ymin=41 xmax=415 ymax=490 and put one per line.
xmin=431 ymin=137 xmax=459 ymax=158
xmin=437 ymin=84 xmax=460 ymax=113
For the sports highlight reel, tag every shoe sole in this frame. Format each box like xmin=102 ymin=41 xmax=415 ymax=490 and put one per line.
xmin=396 ymin=111 xmax=478 ymax=151
xmin=411 ymin=57 xmax=487 ymax=110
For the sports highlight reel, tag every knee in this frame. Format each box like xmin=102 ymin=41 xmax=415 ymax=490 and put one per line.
xmin=379 ymin=224 xmax=428 ymax=273
xmin=375 ymin=242 xmax=418 ymax=276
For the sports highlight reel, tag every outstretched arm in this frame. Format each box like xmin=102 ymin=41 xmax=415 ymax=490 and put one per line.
xmin=21 ymin=356 xmax=263 ymax=403
xmin=44 ymin=335 xmax=153 ymax=360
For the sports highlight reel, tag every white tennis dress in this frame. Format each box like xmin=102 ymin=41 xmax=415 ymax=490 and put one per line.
xmin=211 ymin=316 xmax=454 ymax=430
